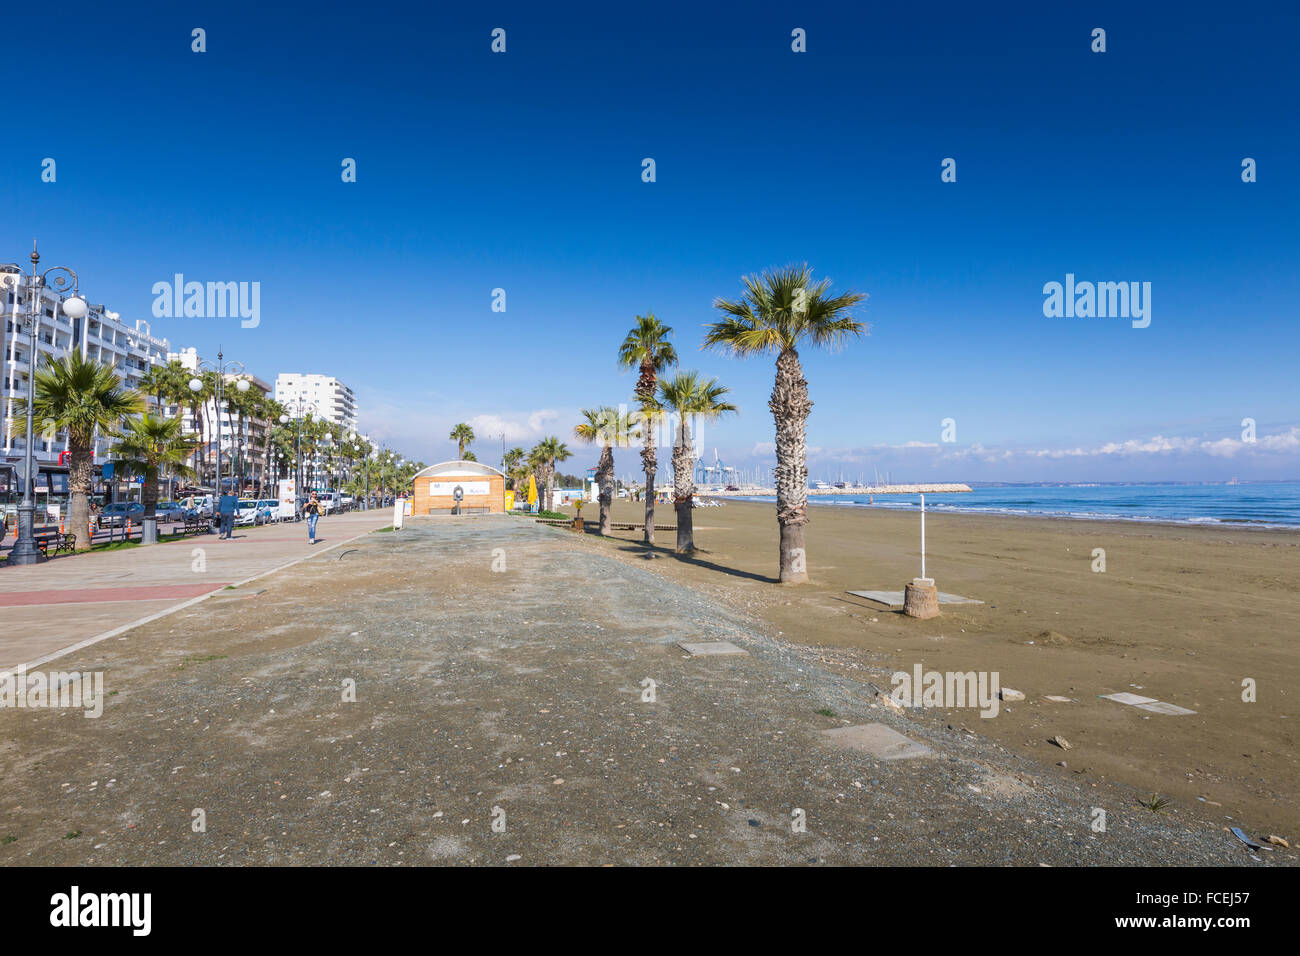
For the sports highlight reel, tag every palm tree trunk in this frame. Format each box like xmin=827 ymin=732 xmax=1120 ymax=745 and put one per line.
xmin=771 ymin=347 xmax=812 ymax=583
xmin=68 ymin=434 xmax=94 ymax=552
xmin=596 ymin=444 xmax=614 ymax=535
xmin=641 ymin=412 xmax=656 ymax=545
xmin=672 ymin=416 xmax=695 ymax=554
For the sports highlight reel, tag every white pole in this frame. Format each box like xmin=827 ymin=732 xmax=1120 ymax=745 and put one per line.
xmin=920 ymin=493 xmax=926 ymax=580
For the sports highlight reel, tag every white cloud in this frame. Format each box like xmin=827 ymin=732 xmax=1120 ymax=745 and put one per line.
xmin=467 ymin=409 xmax=562 ymax=443
xmin=786 ymin=426 xmax=1300 ymax=467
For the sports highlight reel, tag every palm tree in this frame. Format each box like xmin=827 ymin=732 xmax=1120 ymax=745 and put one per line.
xmin=109 ymin=414 xmax=199 ymax=539
xmin=450 ymin=423 xmax=475 ymax=460
xmin=184 ymin=370 xmax=219 ymax=489
xmin=618 ymin=313 xmax=677 ymax=544
xmin=140 ymin=358 xmax=190 ymax=497
xmin=538 ymin=436 xmax=572 ymax=512
xmin=574 ymin=406 xmax=639 ymax=536
xmin=225 ymin=379 xmax=258 ymax=494
xmin=502 ymin=446 xmax=526 ymax=489
xmin=526 ymin=443 xmax=551 ymax=511
xmin=658 ymin=371 xmax=737 ymax=554
xmin=705 ymin=264 xmax=867 ymax=582
xmin=138 ymin=364 xmax=171 ymax=417
xmin=17 ymin=352 xmax=142 ymax=551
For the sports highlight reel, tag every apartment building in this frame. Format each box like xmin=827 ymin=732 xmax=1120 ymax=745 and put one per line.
xmin=3 ymin=285 xmax=171 ymax=467
xmin=273 ymin=373 xmax=357 ymax=431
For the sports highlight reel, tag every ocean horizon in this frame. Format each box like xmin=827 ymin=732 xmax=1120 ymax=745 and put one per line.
xmin=724 ymin=481 xmax=1300 ymax=529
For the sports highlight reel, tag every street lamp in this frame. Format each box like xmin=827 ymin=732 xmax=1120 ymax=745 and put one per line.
xmin=1 ymin=245 xmax=87 ymax=566
xmin=185 ymin=348 xmax=248 ymax=539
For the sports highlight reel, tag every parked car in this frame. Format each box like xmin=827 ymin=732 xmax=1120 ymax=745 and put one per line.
xmin=98 ymin=501 xmax=145 ymax=528
xmin=235 ymin=498 xmax=278 ymax=526
xmin=154 ymin=500 xmax=189 ymax=522
xmin=181 ymin=494 xmax=215 ymax=519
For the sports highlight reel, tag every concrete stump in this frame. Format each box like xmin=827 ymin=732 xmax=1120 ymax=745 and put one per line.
xmin=903 ymin=577 xmax=939 ymax=619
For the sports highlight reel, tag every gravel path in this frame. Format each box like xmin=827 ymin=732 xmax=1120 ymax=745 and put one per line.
xmin=0 ymin=518 xmax=1283 ymax=865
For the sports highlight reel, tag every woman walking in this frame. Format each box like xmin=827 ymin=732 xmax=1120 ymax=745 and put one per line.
xmin=304 ymin=491 xmax=322 ymax=544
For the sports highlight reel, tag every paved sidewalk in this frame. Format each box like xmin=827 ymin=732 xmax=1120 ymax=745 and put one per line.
xmin=0 ymin=511 xmax=392 ymax=671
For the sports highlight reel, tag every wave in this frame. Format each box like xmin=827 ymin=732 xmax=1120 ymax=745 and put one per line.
xmin=730 ymin=489 xmax=1300 ymax=529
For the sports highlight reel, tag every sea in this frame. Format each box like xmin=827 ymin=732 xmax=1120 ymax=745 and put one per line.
xmin=729 ymin=482 xmax=1300 ymax=529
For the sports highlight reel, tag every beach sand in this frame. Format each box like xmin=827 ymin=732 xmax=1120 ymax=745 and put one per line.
xmin=569 ymin=497 xmax=1300 ymax=837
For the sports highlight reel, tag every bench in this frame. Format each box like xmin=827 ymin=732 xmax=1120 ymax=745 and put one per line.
xmin=178 ymin=514 xmax=212 ymax=535
xmin=34 ymin=532 xmax=76 ymax=556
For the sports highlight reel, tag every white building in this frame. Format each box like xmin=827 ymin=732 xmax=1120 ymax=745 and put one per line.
xmin=3 ymin=285 xmax=172 ymax=467
xmin=274 ymin=373 xmax=357 ymax=430
xmin=170 ymin=347 xmax=272 ymax=490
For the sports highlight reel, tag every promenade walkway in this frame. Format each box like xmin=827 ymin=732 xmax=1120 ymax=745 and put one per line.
xmin=0 ymin=510 xmax=391 ymax=671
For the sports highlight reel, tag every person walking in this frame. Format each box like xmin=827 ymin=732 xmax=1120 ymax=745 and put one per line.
xmin=217 ymin=489 xmax=238 ymax=540
xmin=304 ymin=491 xmax=322 ymax=545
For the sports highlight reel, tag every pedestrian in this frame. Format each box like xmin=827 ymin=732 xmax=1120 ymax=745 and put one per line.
xmin=304 ymin=491 xmax=322 ymax=544
xmin=217 ymin=489 xmax=238 ymax=539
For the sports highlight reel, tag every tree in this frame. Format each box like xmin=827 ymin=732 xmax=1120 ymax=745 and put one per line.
xmin=18 ymin=352 xmax=142 ymax=551
xmin=525 ymin=445 xmax=546 ymax=502
xmin=657 ymin=371 xmax=737 ymax=554
xmin=450 ymin=423 xmax=475 ymax=460
xmin=705 ymin=264 xmax=867 ymax=582
xmin=617 ymin=313 xmax=677 ymax=545
xmin=502 ymin=446 xmax=526 ymax=490
xmin=540 ymin=437 xmax=572 ymax=512
xmin=574 ymin=406 xmax=638 ymax=535
xmin=183 ymin=369 xmax=219 ymax=488
xmin=109 ymin=414 xmax=199 ymax=534
xmin=225 ymin=379 xmax=259 ymax=493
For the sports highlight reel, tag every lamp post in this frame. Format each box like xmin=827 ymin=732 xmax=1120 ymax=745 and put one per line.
xmin=187 ymin=349 xmax=248 ymax=543
xmin=278 ymin=400 xmax=318 ymax=515
xmin=1 ymin=246 xmax=88 ymax=566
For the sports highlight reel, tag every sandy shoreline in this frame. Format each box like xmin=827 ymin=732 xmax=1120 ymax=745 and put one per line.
xmin=566 ymin=497 xmax=1300 ymax=838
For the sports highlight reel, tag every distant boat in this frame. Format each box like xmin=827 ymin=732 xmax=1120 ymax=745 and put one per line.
xmin=1227 ymin=476 xmax=1240 ymax=486
xmin=811 ymin=480 xmax=832 ymax=490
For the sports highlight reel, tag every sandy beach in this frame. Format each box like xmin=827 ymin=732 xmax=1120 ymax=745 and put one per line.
xmin=570 ymin=497 xmax=1300 ymax=837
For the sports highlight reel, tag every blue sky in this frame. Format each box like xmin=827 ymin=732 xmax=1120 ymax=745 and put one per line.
xmin=4 ymin=1 xmax=1297 ymax=482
